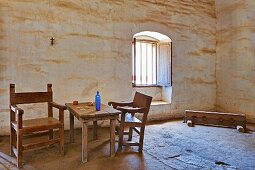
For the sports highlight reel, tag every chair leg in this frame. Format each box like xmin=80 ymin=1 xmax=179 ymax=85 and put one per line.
xmin=10 ymin=127 xmax=15 ymax=156
xmin=118 ymin=123 xmax=124 ymax=151
xmin=17 ymin=132 xmax=23 ymax=168
xmin=128 ymin=127 xmax=133 ymax=141
xmin=59 ymin=127 xmax=64 ymax=155
xmin=138 ymin=127 xmax=145 ymax=153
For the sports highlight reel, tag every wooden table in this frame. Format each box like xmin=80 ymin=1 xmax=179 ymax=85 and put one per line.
xmin=65 ymin=102 xmax=121 ymax=163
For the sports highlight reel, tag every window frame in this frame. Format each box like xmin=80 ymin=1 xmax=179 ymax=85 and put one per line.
xmin=132 ymin=38 xmax=159 ymax=87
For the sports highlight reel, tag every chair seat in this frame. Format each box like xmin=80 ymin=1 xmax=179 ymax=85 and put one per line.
xmin=12 ymin=117 xmax=62 ymax=133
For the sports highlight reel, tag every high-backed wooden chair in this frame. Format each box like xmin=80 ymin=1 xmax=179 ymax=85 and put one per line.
xmin=9 ymin=84 xmax=66 ymax=168
xmin=108 ymin=92 xmax=152 ymax=152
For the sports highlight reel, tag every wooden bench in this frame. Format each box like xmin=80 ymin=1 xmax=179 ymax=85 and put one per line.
xmin=185 ymin=110 xmax=246 ymax=132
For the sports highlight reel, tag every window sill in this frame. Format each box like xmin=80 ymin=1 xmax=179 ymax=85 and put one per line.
xmin=132 ymin=84 xmax=171 ymax=88
xmin=151 ymin=101 xmax=170 ymax=106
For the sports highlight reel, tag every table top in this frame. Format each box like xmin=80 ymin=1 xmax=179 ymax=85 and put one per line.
xmin=65 ymin=102 xmax=121 ymax=119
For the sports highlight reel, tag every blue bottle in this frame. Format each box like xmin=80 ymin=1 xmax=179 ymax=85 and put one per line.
xmin=95 ymin=91 xmax=101 ymax=111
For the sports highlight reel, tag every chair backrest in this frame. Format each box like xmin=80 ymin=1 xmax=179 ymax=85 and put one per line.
xmin=133 ymin=92 xmax=152 ymax=114
xmin=10 ymin=84 xmax=53 ymax=105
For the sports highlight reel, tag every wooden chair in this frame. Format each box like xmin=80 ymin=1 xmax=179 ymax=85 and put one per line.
xmin=9 ymin=84 xmax=66 ymax=168
xmin=108 ymin=92 xmax=152 ymax=152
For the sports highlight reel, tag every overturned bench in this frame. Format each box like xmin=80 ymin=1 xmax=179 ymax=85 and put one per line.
xmin=185 ymin=110 xmax=246 ymax=132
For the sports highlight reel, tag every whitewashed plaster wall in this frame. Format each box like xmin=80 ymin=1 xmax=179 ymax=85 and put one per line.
xmin=215 ymin=0 xmax=255 ymax=123
xmin=0 ymin=0 xmax=216 ymax=135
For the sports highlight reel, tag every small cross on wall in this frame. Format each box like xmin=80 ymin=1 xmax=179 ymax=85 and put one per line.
xmin=50 ymin=37 xmax=55 ymax=46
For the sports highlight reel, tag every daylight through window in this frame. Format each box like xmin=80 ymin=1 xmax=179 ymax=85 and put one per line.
xmin=132 ymin=31 xmax=172 ymax=87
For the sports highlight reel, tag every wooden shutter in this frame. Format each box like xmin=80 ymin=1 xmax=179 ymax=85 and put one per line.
xmin=157 ymin=42 xmax=171 ymax=86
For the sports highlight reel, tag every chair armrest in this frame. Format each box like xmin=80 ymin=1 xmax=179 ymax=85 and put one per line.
xmin=10 ymin=105 xmax=24 ymax=115
xmin=108 ymin=101 xmax=134 ymax=109
xmin=116 ymin=106 xmax=146 ymax=114
xmin=49 ymin=102 xmax=66 ymax=123
xmin=49 ymin=102 xmax=67 ymax=110
xmin=10 ymin=104 xmax=23 ymax=129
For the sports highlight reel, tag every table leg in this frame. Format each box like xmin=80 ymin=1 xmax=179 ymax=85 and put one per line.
xmin=82 ymin=123 xmax=88 ymax=163
xmin=70 ymin=112 xmax=74 ymax=143
xmin=93 ymin=121 xmax=97 ymax=140
xmin=110 ymin=118 xmax=116 ymax=157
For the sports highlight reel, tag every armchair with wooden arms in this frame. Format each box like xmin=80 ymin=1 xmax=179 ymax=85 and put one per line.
xmin=9 ymin=84 xmax=66 ymax=168
xmin=108 ymin=92 xmax=152 ymax=152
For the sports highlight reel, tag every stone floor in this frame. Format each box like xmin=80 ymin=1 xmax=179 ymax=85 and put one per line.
xmin=0 ymin=120 xmax=255 ymax=170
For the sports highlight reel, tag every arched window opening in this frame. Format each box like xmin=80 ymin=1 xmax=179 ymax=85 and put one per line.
xmin=132 ymin=31 xmax=172 ymax=87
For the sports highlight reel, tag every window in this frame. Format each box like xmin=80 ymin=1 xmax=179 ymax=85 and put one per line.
xmin=132 ymin=31 xmax=172 ymax=87
xmin=132 ymin=39 xmax=157 ymax=85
